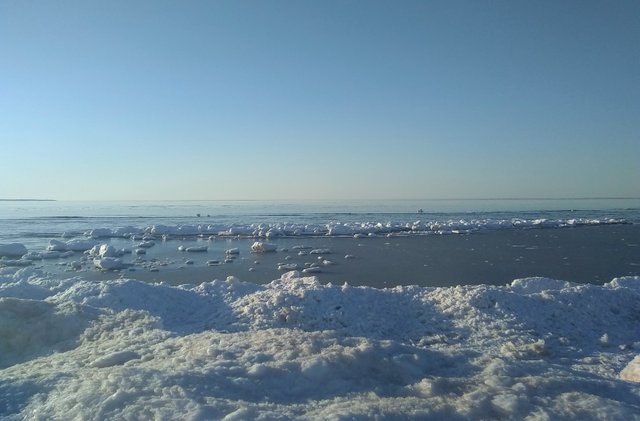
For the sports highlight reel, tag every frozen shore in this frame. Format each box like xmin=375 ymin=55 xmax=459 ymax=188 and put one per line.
xmin=1 ymin=267 xmax=640 ymax=420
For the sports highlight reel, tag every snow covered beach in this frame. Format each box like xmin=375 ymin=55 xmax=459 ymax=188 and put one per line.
xmin=1 ymin=200 xmax=640 ymax=419
xmin=1 ymin=268 xmax=640 ymax=419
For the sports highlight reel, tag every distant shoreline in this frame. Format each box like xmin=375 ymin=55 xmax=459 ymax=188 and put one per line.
xmin=1 ymin=198 xmax=638 ymax=203
xmin=0 ymin=199 xmax=56 ymax=202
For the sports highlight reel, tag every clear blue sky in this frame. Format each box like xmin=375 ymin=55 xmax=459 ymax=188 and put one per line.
xmin=1 ymin=0 xmax=638 ymax=200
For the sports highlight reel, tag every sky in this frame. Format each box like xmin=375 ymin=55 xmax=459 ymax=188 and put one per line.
xmin=1 ymin=0 xmax=638 ymax=201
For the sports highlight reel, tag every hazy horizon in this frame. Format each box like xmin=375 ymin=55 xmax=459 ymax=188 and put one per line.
xmin=2 ymin=196 xmax=640 ymax=204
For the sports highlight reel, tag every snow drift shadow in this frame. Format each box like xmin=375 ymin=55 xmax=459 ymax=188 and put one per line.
xmin=165 ymin=330 xmax=476 ymax=405
xmin=0 ymin=297 xmax=99 ymax=368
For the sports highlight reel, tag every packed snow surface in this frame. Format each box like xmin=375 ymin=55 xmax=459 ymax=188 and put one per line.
xmin=1 ymin=268 xmax=640 ymax=420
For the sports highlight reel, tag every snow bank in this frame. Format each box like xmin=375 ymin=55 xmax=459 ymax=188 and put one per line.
xmin=0 ymin=269 xmax=639 ymax=419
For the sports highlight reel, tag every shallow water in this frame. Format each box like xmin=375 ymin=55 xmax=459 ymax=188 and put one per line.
xmin=27 ymin=224 xmax=639 ymax=288
xmin=1 ymin=199 xmax=639 ymax=287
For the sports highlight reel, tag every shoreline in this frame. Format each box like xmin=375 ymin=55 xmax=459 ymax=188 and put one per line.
xmin=7 ymin=224 xmax=639 ymax=288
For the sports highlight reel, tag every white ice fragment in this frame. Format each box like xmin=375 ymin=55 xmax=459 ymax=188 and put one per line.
xmin=88 ymin=228 xmax=112 ymax=238
xmin=599 ymin=333 xmax=610 ymax=346
xmin=327 ymin=224 xmax=351 ymax=236
xmin=93 ymin=257 xmax=123 ymax=270
xmin=134 ymin=248 xmax=146 ymax=255
xmin=226 ymin=276 xmax=240 ymax=284
xmin=65 ymin=239 xmax=98 ymax=252
xmin=47 ymin=239 xmax=68 ymax=252
xmin=99 ymin=244 xmax=122 ymax=258
xmin=226 ymin=248 xmax=240 ymax=255
xmin=185 ymin=246 xmax=208 ymax=252
xmin=310 ymin=248 xmax=331 ymax=254
xmin=302 ymin=266 xmax=322 ymax=274
xmin=22 ymin=252 xmax=43 ymax=260
xmin=87 ymin=245 xmax=100 ymax=257
xmin=41 ymin=251 xmax=62 ymax=259
xmin=251 ymin=242 xmax=277 ymax=253
xmin=91 ymin=351 xmax=140 ymax=368
xmin=0 ymin=243 xmax=28 ymax=257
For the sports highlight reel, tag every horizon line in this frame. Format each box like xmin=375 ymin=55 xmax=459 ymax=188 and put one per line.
xmin=3 ymin=197 xmax=639 ymax=202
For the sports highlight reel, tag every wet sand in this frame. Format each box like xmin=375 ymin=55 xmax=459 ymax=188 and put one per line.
xmin=37 ymin=224 xmax=640 ymax=288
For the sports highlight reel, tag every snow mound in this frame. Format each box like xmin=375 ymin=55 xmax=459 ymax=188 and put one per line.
xmin=0 ymin=271 xmax=639 ymax=419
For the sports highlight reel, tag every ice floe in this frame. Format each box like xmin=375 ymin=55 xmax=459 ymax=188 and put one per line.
xmin=178 ymin=245 xmax=208 ymax=253
xmin=93 ymin=257 xmax=124 ymax=270
xmin=0 ymin=243 xmax=27 ymax=257
xmin=310 ymin=248 xmax=332 ymax=255
xmin=251 ymin=241 xmax=278 ymax=253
